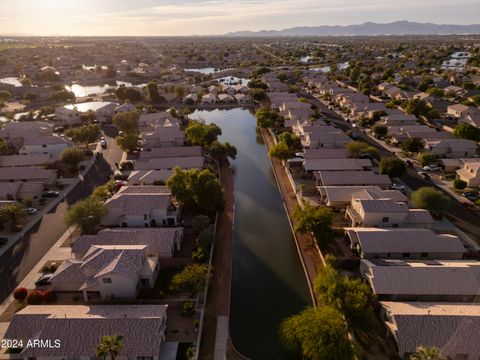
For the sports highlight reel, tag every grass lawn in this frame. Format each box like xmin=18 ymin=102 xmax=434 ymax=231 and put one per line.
xmin=0 ymin=44 xmax=38 ymax=52
xmin=154 ymin=266 xmax=184 ymax=294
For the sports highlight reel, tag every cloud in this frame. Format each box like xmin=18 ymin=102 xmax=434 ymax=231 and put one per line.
xmin=1 ymin=0 xmax=479 ymax=35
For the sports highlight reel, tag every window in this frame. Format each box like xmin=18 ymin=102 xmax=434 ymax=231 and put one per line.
xmin=402 ymin=253 xmax=410 ymax=258
xmin=386 ymin=253 xmax=391 ymax=258
xmin=143 ymin=214 xmax=148 ymax=220
xmin=420 ymin=252 xmax=428 ymax=258
xmin=137 ymin=357 xmax=153 ymax=360
xmin=382 ymin=217 xmax=389 ymax=223
xmin=102 ymin=278 xmax=112 ymax=283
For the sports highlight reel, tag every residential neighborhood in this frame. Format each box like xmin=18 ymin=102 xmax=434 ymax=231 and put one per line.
xmin=1 ymin=7 xmax=480 ymax=360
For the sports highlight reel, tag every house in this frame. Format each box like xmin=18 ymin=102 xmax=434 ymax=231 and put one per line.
xmin=425 ymin=139 xmax=477 ymax=158
xmin=318 ymin=186 xmax=407 ymax=210
xmin=113 ymin=102 xmax=136 ymax=116
xmin=134 ymin=156 xmax=204 ymax=170
xmin=381 ymin=114 xmax=417 ymax=126
xmin=50 ymin=245 xmax=158 ymax=300
xmin=380 ymin=301 xmax=480 ymax=358
xmin=345 ymin=228 xmax=465 ymax=260
xmin=235 ymin=93 xmax=252 ymax=105
xmin=314 ymin=171 xmax=391 ymax=188
xmin=459 ymin=113 xmax=480 ymax=128
xmin=385 ymin=86 xmax=402 ymax=99
xmin=142 ymin=127 xmax=186 ymax=149
xmin=138 ymin=112 xmax=180 ymax=133
xmin=55 ymin=106 xmax=82 ymax=126
xmin=457 ymin=160 xmax=480 ymax=187
xmin=268 ymin=92 xmax=298 ymax=109
xmin=127 ymin=169 xmax=173 ymax=185
xmin=304 ymin=158 xmax=372 ymax=172
xmin=0 ymin=154 xmax=56 ymax=167
xmin=447 ymin=104 xmax=475 ymax=118
xmin=361 ymin=259 xmax=480 ymax=302
xmin=72 ymin=227 xmax=184 ymax=259
xmin=302 ymin=131 xmax=351 ymax=149
xmin=19 ymin=136 xmax=70 ymax=156
xmin=346 ymin=196 xmax=433 ymax=228
xmin=303 ymin=148 xmax=349 ymax=159
xmin=0 ymin=167 xmax=57 ymax=185
xmin=4 ymin=305 xmax=168 ymax=359
xmin=444 ymin=85 xmax=466 ymax=96
xmin=202 ymin=93 xmax=217 ymax=104
xmin=183 ymin=93 xmax=198 ymax=105
xmin=218 ymin=94 xmax=235 ymax=104
xmin=102 ymin=186 xmax=179 ymax=227
xmin=0 ymin=182 xmax=44 ymax=201
xmin=95 ymin=102 xmax=118 ymax=123
xmin=138 ymin=146 xmax=202 ymax=159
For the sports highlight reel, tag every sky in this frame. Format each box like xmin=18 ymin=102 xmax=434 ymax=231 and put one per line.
xmin=1 ymin=0 xmax=480 ymax=36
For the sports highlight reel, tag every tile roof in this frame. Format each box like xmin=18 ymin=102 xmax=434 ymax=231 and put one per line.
xmin=381 ymin=302 xmax=480 ymax=357
xmin=73 ymin=228 xmax=183 ymax=257
xmin=363 ymin=259 xmax=480 ymax=295
xmin=5 ymin=305 xmax=167 ymax=357
xmin=134 ymin=156 xmax=204 ymax=170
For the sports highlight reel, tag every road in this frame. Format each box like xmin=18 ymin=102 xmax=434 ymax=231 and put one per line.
xmin=0 ymin=128 xmax=122 ymax=302
xmin=304 ymin=92 xmax=480 ymax=243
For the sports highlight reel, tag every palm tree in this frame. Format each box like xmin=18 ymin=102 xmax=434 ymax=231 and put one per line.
xmin=96 ymin=334 xmax=124 ymax=360
xmin=410 ymin=346 xmax=446 ymax=360
xmin=0 ymin=203 xmax=26 ymax=227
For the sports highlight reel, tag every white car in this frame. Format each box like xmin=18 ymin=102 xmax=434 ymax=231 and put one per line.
xmin=390 ymin=183 xmax=406 ymax=191
xmin=422 ymin=165 xmax=441 ymax=172
xmin=25 ymin=208 xmax=38 ymax=215
xmin=352 ymin=123 xmax=358 ymax=128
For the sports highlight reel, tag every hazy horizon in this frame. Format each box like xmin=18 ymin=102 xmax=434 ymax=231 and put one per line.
xmin=1 ymin=0 xmax=480 ymax=37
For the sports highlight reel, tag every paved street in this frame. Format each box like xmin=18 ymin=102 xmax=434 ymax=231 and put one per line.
xmin=305 ymin=92 xmax=480 ymax=243
xmin=0 ymin=129 xmax=122 ymax=303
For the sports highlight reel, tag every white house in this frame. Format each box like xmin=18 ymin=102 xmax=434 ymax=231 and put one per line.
xmin=19 ymin=136 xmax=70 ymax=156
xmin=50 ymin=244 xmax=158 ymax=300
xmin=102 ymin=186 xmax=179 ymax=227
xmin=55 ymin=106 xmax=82 ymax=127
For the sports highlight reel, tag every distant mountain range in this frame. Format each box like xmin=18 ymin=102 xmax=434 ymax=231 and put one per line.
xmin=225 ymin=21 xmax=480 ymax=37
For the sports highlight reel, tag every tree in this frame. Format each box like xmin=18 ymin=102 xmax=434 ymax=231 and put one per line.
xmin=400 ymin=137 xmax=424 ymax=153
xmin=0 ymin=138 xmax=7 ymax=154
xmin=412 ymin=187 xmax=451 ymax=217
xmin=278 ymin=132 xmax=300 ymax=149
xmin=64 ymin=197 xmax=107 ymax=234
xmin=13 ymin=287 xmax=28 ymax=302
xmin=65 ymin=124 xmax=101 ymax=145
xmin=372 ymin=124 xmax=388 ymax=138
xmin=208 ymin=141 xmax=237 ymax=160
xmin=249 ymin=88 xmax=267 ymax=103
xmin=404 ymin=99 xmax=430 ymax=117
xmin=146 ymin=82 xmax=161 ymax=103
xmin=269 ymin=142 xmax=292 ymax=161
xmin=0 ymin=90 xmax=11 ymax=101
xmin=61 ymin=148 xmax=85 ymax=171
xmin=419 ymin=152 xmax=438 ymax=167
xmin=293 ymin=204 xmax=333 ymax=245
xmin=345 ymin=141 xmax=379 ymax=159
xmin=116 ymin=133 xmax=140 ymax=153
xmin=49 ymin=90 xmax=75 ymax=102
xmin=170 ymin=263 xmax=208 ymax=294
xmin=314 ymin=257 xmax=373 ymax=328
xmin=112 ymin=111 xmax=139 ymax=134
xmin=167 ymin=167 xmax=224 ymax=215
xmin=279 ymin=306 xmax=354 ymax=360
xmin=380 ymin=157 xmax=407 ymax=178
xmin=410 ymin=346 xmax=446 ymax=360
xmin=115 ymin=87 xmax=142 ymax=102
xmin=0 ymin=203 xmax=26 ymax=227
xmin=92 ymin=180 xmax=116 ymax=201
xmin=185 ymin=122 xmax=222 ymax=147
xmin=453 ymin=179 xmax=467 ymax=190
xmin=96 ymin=335 xmax=124 ymax=360
xmin=256 ymin=108 xmax=282 ymax=128
xmin=453 ymin=124 xmax=480 ymax=142
xmin=192 ymin=214 xmax=210 ymax=233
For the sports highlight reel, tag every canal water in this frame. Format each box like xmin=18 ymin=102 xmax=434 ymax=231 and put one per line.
xmin=189 ymin=108 xmax=310 ymax=359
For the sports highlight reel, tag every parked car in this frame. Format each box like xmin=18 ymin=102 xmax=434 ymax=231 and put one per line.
xmin=359 ymin=153 xmax=373 ymax=159
xmin=0 ymin=237 xmax=8 ymax=247
xmin=100 ymin=139 xmax=107 ymax=149
xmin=352 ymin=123 xmax=358 ymax=128
xmin=25 ymin=208 xmax=38 ymax=215
xmin=294 ymin=152 xmax=304 ymax=158
xmin=418 ymin=171 xmax=431 ymax=180
xmin=35 ymin=273 xmax=53 ymax=286
xmin=423 ymin=164 xmax=442 ymax=172
xmin=463 ymin=191 xmax=480 ymax=202
xmin=404 ymin=160 xmax=414 ymax=168
xmin=391 ymin=183 xmax=406 ymax=191
xmin=41 ymin=191 xmax=60 ymax=198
